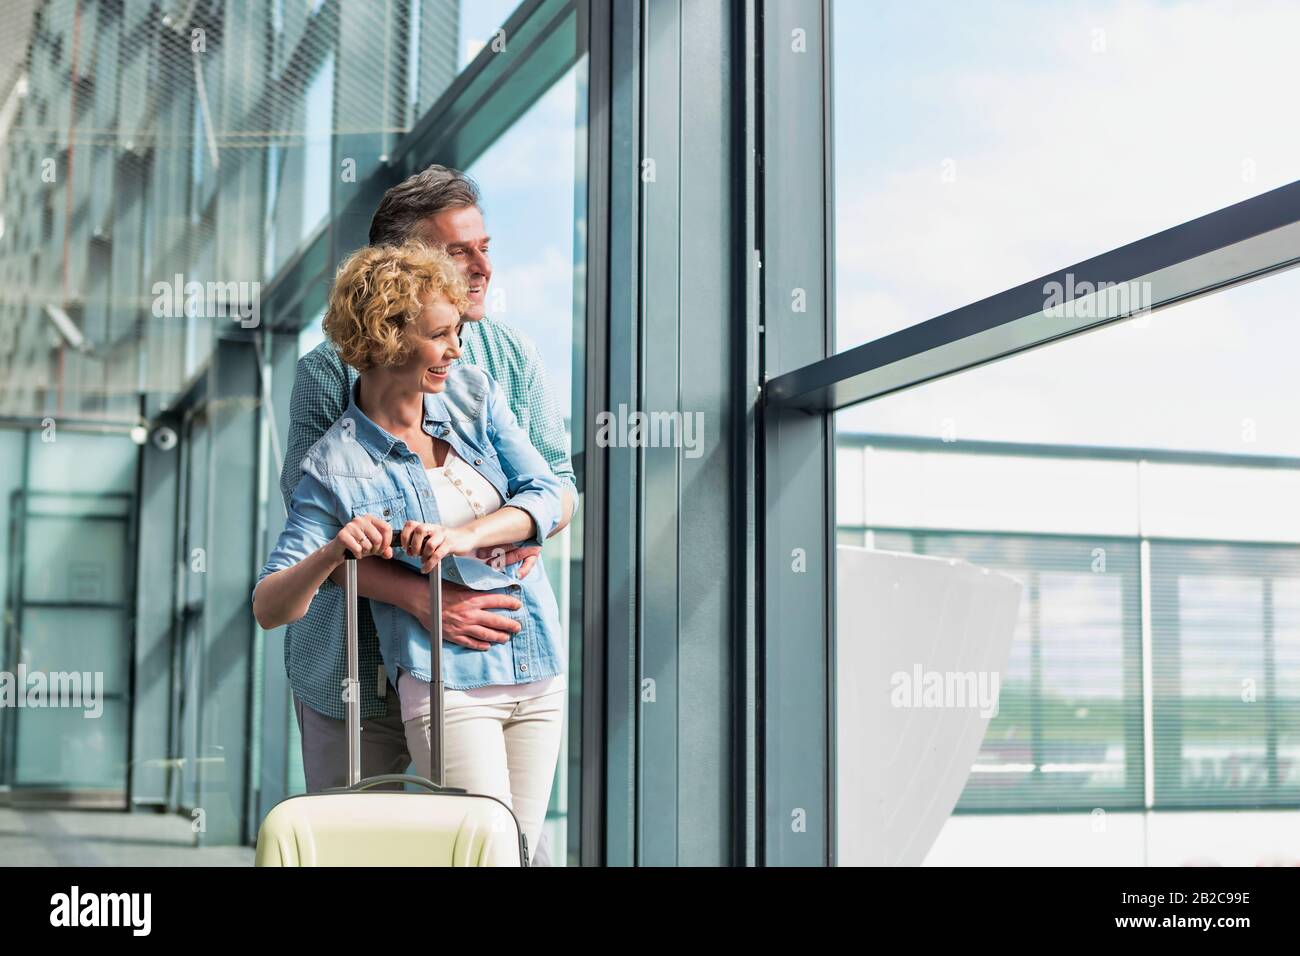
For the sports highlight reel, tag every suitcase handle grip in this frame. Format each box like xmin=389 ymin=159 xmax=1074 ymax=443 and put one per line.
xmin=343 ymin=544 xmax=444 ymax=788
xmin=349 ymin=773 xmax=467 ymax=795
xmin=342 ymin=531 xmax=454 ymax=565
xmin=342 ymin=531 xmax=403 ymax=561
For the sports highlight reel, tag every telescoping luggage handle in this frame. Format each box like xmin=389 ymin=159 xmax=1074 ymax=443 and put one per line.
xmin=337 ymin=533 xmax=531 ymax=867
xmin=342 ymin=533 xmax=444 ymax=789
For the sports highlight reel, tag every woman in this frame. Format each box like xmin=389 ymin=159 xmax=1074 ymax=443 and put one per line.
xmin=253 ymin=241 xmax=570 ymax=857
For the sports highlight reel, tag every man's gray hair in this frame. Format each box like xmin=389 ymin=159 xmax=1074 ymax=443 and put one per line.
xmin=368 ymin=164 xmax=482 ymax=246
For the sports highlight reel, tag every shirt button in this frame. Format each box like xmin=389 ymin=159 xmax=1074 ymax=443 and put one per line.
xmin=520 ymin=664 xmax=528 ymax=672
xmin=474 ymin=457 xmax=483 ymax=465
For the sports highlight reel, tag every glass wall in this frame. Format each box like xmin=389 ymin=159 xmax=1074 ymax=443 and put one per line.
xmin=828 ymin=0 xmax=1300 ymax=866
xmin=0 ymin=0 xmax=528 ymax=426
xmin=833 ymin=264 xmax=1300 ymax=862
xmin=463 ymin=57 xmax=588 ymax=864
xmin=265 ymin=33 xmax=590 ymax=863
xmin=831 ymin=0 xmax=1300 ymax=351
xmin=0 ymin=0 xmax=588 ymax=859
xmin=0 ymin=427 xmax=137 ymax=803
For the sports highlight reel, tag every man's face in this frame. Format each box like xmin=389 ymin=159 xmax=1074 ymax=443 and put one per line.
xmin=416 ymin=205 xmax=491 ymax=321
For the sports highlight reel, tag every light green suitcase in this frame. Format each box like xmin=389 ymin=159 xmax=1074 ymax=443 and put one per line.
xmin=255 ymin=543 xmax=528 ymax=866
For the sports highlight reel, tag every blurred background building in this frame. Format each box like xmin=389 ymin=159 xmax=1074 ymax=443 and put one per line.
xmin=0 ymin=0 xmax=585 ymax=861
xmin=0 ymin=0 xmax=1297 ymax=866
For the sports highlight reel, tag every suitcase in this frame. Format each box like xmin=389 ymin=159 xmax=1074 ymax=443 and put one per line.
xmin=255 ymin=537 xmax=529 ymax=866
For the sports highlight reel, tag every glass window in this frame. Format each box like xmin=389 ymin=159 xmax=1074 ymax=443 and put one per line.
xmin=834 ymin=268 xmax=1300 ymax=864
xmin=1152 ymin=544 xmax=1300 ymax=807
xmin=402 ymin=1 xmax=521 ymax=127
xmin=463 ymin=56 xmax=587 ymax=865
xmin=4 ymin=432 xmax=137 ymax=797
xmin=836 ymin=267 xmax=1300 ymax=457
xmin=457 ymin=1 xmax=521 ymax=71
xmin=301 ymin=50 xmax=335 ymax=242
xmin=0 ymin=0 xmax=586 ymax=859
xmin=265 ymin=50 xmax=335 ymax=275
xmin=406 ymin=0 xmax=423 ymax=125
xmin=831 ymin=0 xmax=1300 ymax=351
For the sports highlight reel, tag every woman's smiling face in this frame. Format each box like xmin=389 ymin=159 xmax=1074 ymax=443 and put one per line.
xmin=400 ymin=290 xmax=463 ymax=393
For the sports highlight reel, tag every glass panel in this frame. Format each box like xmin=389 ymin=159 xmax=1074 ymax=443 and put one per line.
xmin=0 ymin=430 xmax=24 ymax=675
xmin=23 ymin=517 xmax=129 ymax=605
xmin=265 ymin=49 xmax=335 ymax=276
xmin=1275 ymin=580 xmax=1300 ymax=788
xmin=837 ymin=267 xmax=1300 ymax=457
xmin=464 ymin=55 xmax=586 ymax=865
xmin=0 ymin=0 xmax=583 ymax=860
xmin=297 ymin=308 xmax=327 ymax=358
xmin=25 ymin=432 xmax=137 ymax=494
xmin=0 ymin=0 xmax=530 ymax=423
xmin=4 ymin=433 xmax=138 ymax=801
xmin=468 ymin=66 xmax=581 ymax=425
xmin=14 ymin=702 xmax=129 ymax=790
xmin=176 ymin=613 xmax=204 ymax=811
xmin=184 ymin=414 xmax=211 ymax=609
xmin=1039 ymin=571 xmax=1130 ymax=793
xmin=834 ymin=268 xmax=1300 ymax=865
xmin=457 ymin=1 xmax=523 ymax=72
xmin=1150 ymin=543 xmax=1300 ymax=808
xmin=24 ymin=494 xmax=130 ymax=519
xmin=831 ymin=0 xmax=1300 ymax=351
xmin=1172 ymin=574 xmax=1266 ymax=794
xmin=16 ymin=608 xmax=131 ymax=694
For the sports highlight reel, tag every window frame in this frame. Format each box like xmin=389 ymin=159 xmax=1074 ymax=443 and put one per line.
xmin=759 ymin=0 xmax=1300 ymax=865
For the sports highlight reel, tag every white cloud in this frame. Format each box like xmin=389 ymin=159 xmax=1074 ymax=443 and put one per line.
xmin=834 ymin=0 xmax=1300 ymax=455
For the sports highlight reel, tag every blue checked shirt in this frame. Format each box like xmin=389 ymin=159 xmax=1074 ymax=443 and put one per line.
xmin=279 ymin=316 xmax=577 ymax=720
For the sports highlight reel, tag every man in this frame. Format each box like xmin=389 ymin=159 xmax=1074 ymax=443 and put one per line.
xmin=279 ymin=164 xmax=576 ymax=865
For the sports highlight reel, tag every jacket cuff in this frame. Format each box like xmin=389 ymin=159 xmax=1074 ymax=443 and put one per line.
xmin=565 ymin=477 xmax=580 ymax=522
xmin=503 ymin=491 xmax=557 ymax=549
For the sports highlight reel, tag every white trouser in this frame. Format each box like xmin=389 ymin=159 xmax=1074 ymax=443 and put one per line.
xmin=403 ymin=689 xmax=565 ymax=861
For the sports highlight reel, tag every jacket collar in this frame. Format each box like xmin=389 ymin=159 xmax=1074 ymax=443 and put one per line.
xmin=344 ymin=378 xmax=452 ymax=462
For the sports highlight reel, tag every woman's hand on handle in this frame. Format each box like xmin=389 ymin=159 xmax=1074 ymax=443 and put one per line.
xmin=334 ymin=515 xmax=394 ymax=561
xmin=255 ymin=514 xmax=392 ymax=631
xmin=400 ymin=521 xmax=479 ymax=574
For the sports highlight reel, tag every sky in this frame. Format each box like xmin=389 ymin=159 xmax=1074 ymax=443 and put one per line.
xmin=831 ymin=0 xmax=1300 ymax=456
xmin=467 ymin=64 xmax=582 ymax=421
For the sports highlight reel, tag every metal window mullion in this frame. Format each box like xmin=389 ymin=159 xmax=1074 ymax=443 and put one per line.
xmin=578 ymin=0 xmax=611 ymax=871
xmin=598 ymin=0 xmax=642 ymax=868
xmin=758 ymin=0 xmax=834 ymax=867
xmin=1263 ymin=577 xmax=1277 ymax=791
xmin=735 ymin=0 xmax=762 ymax=869
xmin=768 ymin=183 xmax=1300 ymax=415
xmin=1140 ymin=537 xmax=1155 ymax=810
xmin=636 ymin=0 xmax=683 ymax=868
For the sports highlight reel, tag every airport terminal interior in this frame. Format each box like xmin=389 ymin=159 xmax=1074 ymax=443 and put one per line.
xmin=0 ymin=0 xmax=1298 ymax=866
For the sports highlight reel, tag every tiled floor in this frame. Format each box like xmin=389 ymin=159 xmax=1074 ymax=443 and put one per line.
xmin=0 ymin=807 xmax=253 ymax=866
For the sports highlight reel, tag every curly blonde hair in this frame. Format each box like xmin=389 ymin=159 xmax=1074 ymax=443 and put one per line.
xmin=323 ymin=241 xmax=470 ymax=371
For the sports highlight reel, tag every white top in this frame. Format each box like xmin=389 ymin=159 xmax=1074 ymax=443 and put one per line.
xmin=397 ymin=446 xmax=565 ymax=722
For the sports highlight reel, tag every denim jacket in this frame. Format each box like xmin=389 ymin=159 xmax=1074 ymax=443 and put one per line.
xmin=257 ymin=365 xmax=566 ymax=692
